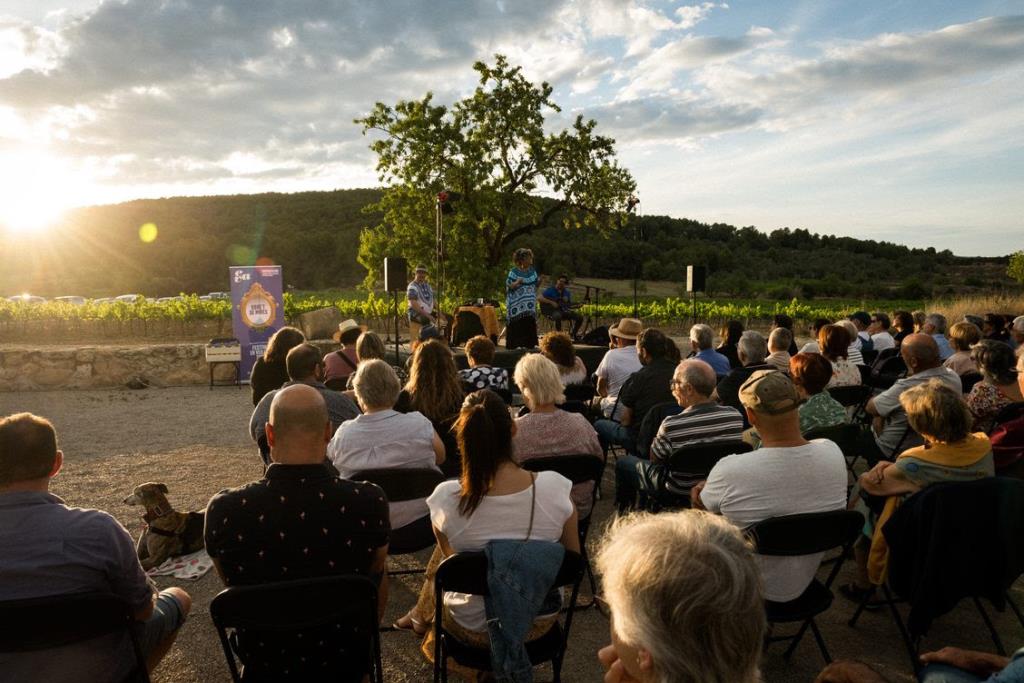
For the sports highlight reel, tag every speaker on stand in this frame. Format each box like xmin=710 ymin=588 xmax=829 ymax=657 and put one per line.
xmin=384 ymin=257 xmax=408 ymax=365
xmin=686 ymin=265 xmax=706 ymax=328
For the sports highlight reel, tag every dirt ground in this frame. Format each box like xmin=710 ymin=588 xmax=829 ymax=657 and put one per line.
xmin=1 ymin=386 xmax=1021 ymax=683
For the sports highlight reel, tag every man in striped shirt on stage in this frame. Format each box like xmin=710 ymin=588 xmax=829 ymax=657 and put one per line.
xmin=614 ymin=359 xmax=745 ymax=512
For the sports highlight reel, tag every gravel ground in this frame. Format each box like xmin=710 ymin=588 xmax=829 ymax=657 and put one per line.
xmin=1 ymin=385 xmax=1021 ymax=683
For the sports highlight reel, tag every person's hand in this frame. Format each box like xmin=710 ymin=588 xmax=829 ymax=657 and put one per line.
xmin=598 ymin=645 xmax=643 ymax=683
xmin=690 ymin=481 xmax=706 ymax=510
xmin=920 ymin=646 xmax=1009 ymax=676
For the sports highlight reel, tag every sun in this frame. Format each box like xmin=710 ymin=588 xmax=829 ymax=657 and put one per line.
xmin=0 ymin=197 xmax=67 ymax=235
xmin=0 ymin=150 xmax=77 ymax=236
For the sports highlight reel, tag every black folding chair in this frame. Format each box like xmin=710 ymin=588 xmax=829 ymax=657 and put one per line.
xmin=961 ymin=371 xmax=983 ymax=394
xmin=804 ymin=423 xmax=864 ymax=472
xmin=993 ymin=401 xmax=1024 ymax=429
xmin=522 ymin=454 xmax=605 ymax=607
xmin=210 ymin=575 xmax=382 ymax=683
xmin=848 ymin=479 xmax=1024 ymax=674
xmin=749 ymin=510 xmax=864 ymax=664
xmin=649 ymin=440 xmax=751 ymax=511
xmin=351 ymin=467 xmax=445 ymax=575
xmin=432 ymin=551 xmax=584 ymax=683
xmin=635 ymin=401 xmax=683 ymax=459
xmin=861 ymin=348 xmax=879 ymax=366
xmin=869 ymin=355 xmax=907 ymax=390
xmin=0 ymin=592 xmax=149 ymax=683
xmin=563 ymin=383 xmax=595 ymax=403
xmin=827 ymin=385 xmax=873 ymax=423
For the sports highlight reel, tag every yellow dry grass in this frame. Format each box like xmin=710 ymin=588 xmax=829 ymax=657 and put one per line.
xmin=926 ymin=292 xmax=1024 ymax=324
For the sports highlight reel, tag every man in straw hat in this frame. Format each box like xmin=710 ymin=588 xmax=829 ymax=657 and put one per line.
xmin=692 ymin=370 xmax=847 ymax=603
xmin=323 ymin=319 xmax=366 ymax=389
xmin=595 ymin=318 xmax=643 ymax=421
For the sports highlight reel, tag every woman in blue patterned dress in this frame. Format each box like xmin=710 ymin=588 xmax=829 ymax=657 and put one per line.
xmin=505 ymin=247 xmax=539 ymax=349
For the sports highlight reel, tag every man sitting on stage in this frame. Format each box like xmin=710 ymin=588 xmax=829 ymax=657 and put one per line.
xmin=406 ymin=264 xmax=434 ymax=326
xmin=539 ymin=274 xmax=583 ymax=339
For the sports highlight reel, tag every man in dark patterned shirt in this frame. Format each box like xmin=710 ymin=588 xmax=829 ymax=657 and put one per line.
xmin=206 ymin=384 xmax=390 ymax=680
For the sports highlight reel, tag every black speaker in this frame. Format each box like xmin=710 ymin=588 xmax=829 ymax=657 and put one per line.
xmin=687 ymin=265 xmax=706 ymax=293
xmin=384 ymin=257 xmax=408 ymax=292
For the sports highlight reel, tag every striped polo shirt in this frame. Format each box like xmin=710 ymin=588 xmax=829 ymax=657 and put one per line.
xmin=649 ymin=402 xmax=745 ymax=494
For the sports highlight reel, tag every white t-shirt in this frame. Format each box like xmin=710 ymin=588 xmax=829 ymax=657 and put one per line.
xmin=871 ymin=332 xmax=895 ymax=352
xmin=427 ymin=471 xmax=574 ymax=631
xmin=328 ymin=409 xmax=439 ymax=529
xmin=595 ymin=346 xmax=642 ymax=419
xmin=699 ymin=439 xmax=847 ymax=602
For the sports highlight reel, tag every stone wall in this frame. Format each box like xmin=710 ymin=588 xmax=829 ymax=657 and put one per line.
xmin=0 ymin=344 xmax=246 ymax=391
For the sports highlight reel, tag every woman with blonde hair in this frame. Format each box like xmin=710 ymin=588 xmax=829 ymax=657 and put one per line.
xmin=249 ymin=326 xmax=305 ymax=405
xmin=943 ymin=321 xmax=981 ymax=376
xmin=396 ymin=339 xmax=464 ymax=425
xmin=348 ymin=330 xmax=408 ymax=387
xmin=539 ymin=331 xmax=588 ymax=385
xmin=596 ymin=511 xmax=765 ymax=683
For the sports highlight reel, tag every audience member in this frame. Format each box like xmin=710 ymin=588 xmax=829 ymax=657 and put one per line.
xmin=819 ymin=324 xmax=861 ymax=388
xmin=982 ymin=313 xmax=1009 ymax=343
xmin=849 ymin=311 xmax=875 ymax=353
xmin=944 ymin=321 xmax=982 ymax=376
xmin=250 ymin=326 xmax=305 ymax=406
xmin=714 ymin=330 xmax=773 ymax=415
xmin=815 ymin=660 xmax=889 ymax=683
xmin=352 ymin=330 xmax=408 ymax=386
xmin=688 ymin=323 xmax=731 ymax=376
xmin=919 ymin=645 xmax=1024 ymax=682
xmin=922 ymin=313 xmax=954 ymax=360
xmin=398 ymin=389 xmax=579 ymax=662
xmin=323 ymin=319 xmax=365 ymax=390
xmin=966 ymin=340 xmax=1023 ymax=433
xmin=843 ymin=381 xmax=993 ymax=601
xmin=596 ymin=511 xmax=765 ymax=683
xmin=751 ymin=352 xmax=847 ymax=447
xmin=868 ymin=312 xmax=896 ymax=352
xmin=615 ymin=359 xmax=743 ymax=511
xmin=328 ymin=359 xmax=445 ymax=538
xmin=206 ymin=385 xmax=390 ymax=680
xmin=766 ymin=327 xmax=793 ymax=374
xmin=892 ymin=310 xmax=915 ymax=347
xmin=912 ymin=310 xmax=927 ymax=333
xmin=458 ymin=335 xmax=509 ymax=392
xmin=773 ymin=313 xmax=800 ymax=355
xmin=964 ymin=314 xmax=985 ymax=329
xmin=396 ymin=339 xmax=464 ymax=425
xmin=249 ymin=344 xmax=360 ymax=459
xmin=594 ymin=328 xmax=677 ymax=456
xmin=864 ymin=334 xmax=962 ymax=462
xmin=800 ymin=317 xmax=832 ymax=354
xmin=716 ymin=320 xmax=745 ymax=369
xmin=512 ymin=354 xmax=602 ymax=517
xmin=0 ymin=413 xmax=191 ymax=681
xmin=1011 ymin=316 xmax=1024 ymax=349
xmin=595 ymin=318 xmax=643 ymax=421
xmin=693 ymin=371 xmax=847 ymax=602
xmin=838 ymin=320 xmax=866 ymax=365
xmin=539 ymin=331 xmax=588 ymax=385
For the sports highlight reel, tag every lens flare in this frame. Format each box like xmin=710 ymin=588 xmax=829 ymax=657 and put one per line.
xmin=139 ymin=223 xmax=158 ymax=243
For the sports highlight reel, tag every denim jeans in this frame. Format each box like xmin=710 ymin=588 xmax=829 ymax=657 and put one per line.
xmin=593 ymin=419 xmax=637 ymax=457
xmin=614 ymin=454 xmax=664 ymax=512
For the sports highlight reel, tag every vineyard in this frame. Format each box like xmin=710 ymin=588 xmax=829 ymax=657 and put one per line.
xmin=0 ymin=293 xmax=928 ymax=343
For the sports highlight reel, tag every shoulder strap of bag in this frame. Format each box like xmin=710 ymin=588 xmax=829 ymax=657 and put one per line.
xmin=524 ymin=473 xmax=537 ymax=541
xmin=335 ymin=349 xmax=358 ymax=371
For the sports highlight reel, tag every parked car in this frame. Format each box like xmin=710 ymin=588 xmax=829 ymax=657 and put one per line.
xmin=206 ymin=291 xmax=230 ymax=300
xmin=7 ymin=294 xmax=46 ymax=304
xmin=92 ymin=297 xmax=114 ymax=304
xmin=114 ymin=294 xmax=142 ymax=303
xmin=54 ymin=296 xmax=86 ymax=305
xmin=155 ymin=296 xmax=185 ymax=304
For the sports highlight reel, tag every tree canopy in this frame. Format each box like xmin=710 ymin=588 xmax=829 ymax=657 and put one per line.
xmin=355 ymin=54 xmax=636 ymax=298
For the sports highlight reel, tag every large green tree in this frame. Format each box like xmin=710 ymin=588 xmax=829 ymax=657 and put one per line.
xmin=1009 ymin=251 xmax=1024 ymax=285
xmin=355 ymin=54 xmax=636 ymax=298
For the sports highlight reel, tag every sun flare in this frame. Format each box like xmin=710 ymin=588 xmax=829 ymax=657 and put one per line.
xmin=0 ymin=150 xmax=79 ymax=236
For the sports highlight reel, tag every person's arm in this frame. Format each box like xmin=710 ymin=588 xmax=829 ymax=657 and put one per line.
xmin=102 ymin=516 xmax=158 ymax=622
xmin=369 ymin=544 xmax=389 ymax=622
xmin=649 ymin=426 xmax=671 ymax=463
xmin=596 ymin=375 xmax=610 ymax=398
xmin=558 ymin=507 xmax=581 ymax=554
xmin=919 ymin=646 xmax=1011 ymax=677
xmin=434 ymin=527 xmax=455 ymax=557
xmin=619 ymin=406 xmax=634 ymax=428
xmin=432 ymin=431 xmax=446 ymax=465
xmin=857 ymin=461 xmax=920 ymax=497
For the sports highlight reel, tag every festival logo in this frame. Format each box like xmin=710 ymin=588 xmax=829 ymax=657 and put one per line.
xmin=239 ymin=282 xmax=277 ymax=330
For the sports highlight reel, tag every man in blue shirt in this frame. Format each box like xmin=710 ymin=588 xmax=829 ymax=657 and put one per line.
xmin=688 ymin=323 xmax=731 ymax=376
xmin=407 ymin=264 xmax=435 ymax=325
xmin=923 ymin=313 xmax=955 ymax=360
xmin=539 ymin=274 xmax=583 ymax=339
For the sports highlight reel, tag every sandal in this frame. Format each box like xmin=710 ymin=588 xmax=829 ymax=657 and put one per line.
xmin=393 ymin=610 xmax=429 ymax=636
xmin=839 ymin=582 xmax=880 ymax=610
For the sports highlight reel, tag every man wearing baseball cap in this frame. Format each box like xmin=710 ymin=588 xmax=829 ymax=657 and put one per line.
xmin=595 ymin=318 xmax=643 ymax=421
xmin=692 ymin=370 xmax=847 ymax=603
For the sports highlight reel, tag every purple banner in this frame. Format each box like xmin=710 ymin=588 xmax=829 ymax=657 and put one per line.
xmin=230 ymin=266 xmax=285 ymax=381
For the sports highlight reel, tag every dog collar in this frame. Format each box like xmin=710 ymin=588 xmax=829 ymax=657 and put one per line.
xmin=142 ymin=504 xmax=171 ymax=523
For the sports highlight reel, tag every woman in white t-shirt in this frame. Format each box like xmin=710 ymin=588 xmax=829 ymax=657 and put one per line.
xmin=393 ymin=388 xmax=579 ymax=656
xmin=540 ymin=331 xmax=588 ymax=386
xmin=819 ymin=324 xmax=861 ymax=388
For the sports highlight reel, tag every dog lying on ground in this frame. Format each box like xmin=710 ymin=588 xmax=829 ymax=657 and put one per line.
xmin=124 ymin=482 xmax=206 ymax=570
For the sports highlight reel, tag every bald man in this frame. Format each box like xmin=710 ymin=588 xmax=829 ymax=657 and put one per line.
xmin=864 ymin=333 xmax=962 ymax=461
xmin=205 ymin=385 xmax=390 ymax=678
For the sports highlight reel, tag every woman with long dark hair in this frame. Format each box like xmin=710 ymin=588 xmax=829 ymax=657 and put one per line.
xmin=716 ymin=320 xmax=744 ymax=369
xmin=249 ymin=326 xmax=305 ymax=405
xmin=394 ymin=390 xmax=579 ymax=666
xmin=397 ymin=339 xmax=464 ymax=424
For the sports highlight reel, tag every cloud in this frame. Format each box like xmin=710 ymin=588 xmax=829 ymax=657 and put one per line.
xmin=581 ymin=96 xmax=761 ymax=142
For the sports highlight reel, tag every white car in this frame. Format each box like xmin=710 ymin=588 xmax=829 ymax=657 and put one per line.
xmin=156 ymin=296 xmax=185 ymax=304
xmin=92 ymin=297 xmax=114 ymax=304
xmin=115 ymin=294 xmax=143 ymax=303
xmin=7 ymin=294 xmax=46 ymax=304
xmin=207 ymin=291 xmax=230 ymax=300
xmin=54 ymin=296 xmax=86 ymax=305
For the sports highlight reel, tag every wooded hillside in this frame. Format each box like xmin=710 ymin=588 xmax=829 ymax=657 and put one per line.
xmin=1 ymin=188 xmax=1012 ymax=299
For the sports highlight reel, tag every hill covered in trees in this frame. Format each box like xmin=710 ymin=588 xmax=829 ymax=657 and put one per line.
xmin=1 ymin=188 xmax=1013 ymax=299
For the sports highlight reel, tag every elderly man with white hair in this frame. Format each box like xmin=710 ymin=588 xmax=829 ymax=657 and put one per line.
xmin=1011 ymin=316 xmax=1024 ymax=349
xmin=713 ymin=331 xmax=773 ymax=419
xmin=688 ymin=323 xmax=731 ymax=376
xmin=615 ymin=359 xmax=744 ymax=511
xmin=922 ymin=312 xmax=954 ymax=360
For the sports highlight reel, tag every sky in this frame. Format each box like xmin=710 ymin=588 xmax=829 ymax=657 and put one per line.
xmin=1 ymin=0 xmax=1022 ymax=256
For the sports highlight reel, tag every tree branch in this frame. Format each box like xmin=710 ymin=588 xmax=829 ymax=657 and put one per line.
xmin=499 ymin=200 xmax=566 ymax=246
